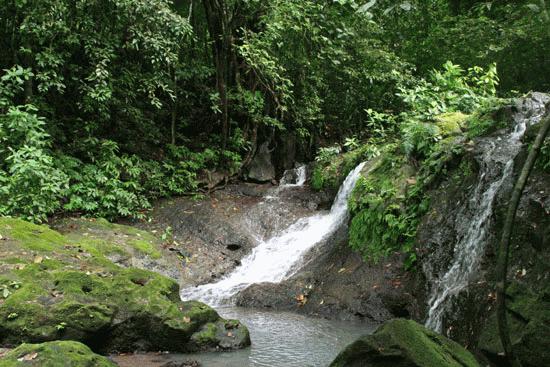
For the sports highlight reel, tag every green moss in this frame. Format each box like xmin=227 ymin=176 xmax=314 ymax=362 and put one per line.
xmin=0 ymin=218 xmax=66 ymax=252
xmin=0 ymin=217 xmax=248 ymax=353
xmin=128 ymin=239 xmax=162 ymax=259
xmin=435 ymin=112 xmax=468 ymax=136
xmin=0 ymin=341 xmax=116 ymax=367
xmin=190 ymin=322 xmax=218 ymax=345
xmin=331 ymin=319 xmax=480 ymax=367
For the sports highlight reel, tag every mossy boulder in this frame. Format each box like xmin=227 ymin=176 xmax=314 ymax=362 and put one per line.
xmin=330 ymin=319 xmax=480 ymax=367
xmin=0 ymin=341 xmax=116 ymax=367
xmin=478 ymin=282 xmax=550 ymax=367
xmin=435 ymin=112 xmax=468 ymax=136
xmin=0 ymin=217 xmax=250 ymax=353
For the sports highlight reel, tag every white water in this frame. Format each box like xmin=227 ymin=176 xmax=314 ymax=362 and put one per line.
xmin=280 ymin=164 xmax=307 ymax=187
xmin=425 ymin=113 xmax=530 ymax=332
xmin=181 ymin=162 xmax=366 ymax=306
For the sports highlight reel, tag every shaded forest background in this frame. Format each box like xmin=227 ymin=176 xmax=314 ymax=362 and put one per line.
xmin=0 ymin=0 xmax=548 ymax=221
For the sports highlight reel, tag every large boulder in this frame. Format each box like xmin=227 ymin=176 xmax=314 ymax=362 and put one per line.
xmin=0 ymin=218 xmax=249 ymax=354
xmin=330 ymin=319 xmax=480 ymax=367
xmin=248 ymin=142 xmax=276 ymax=182
xmin=0 ymin=341 xmax=116 ymax=367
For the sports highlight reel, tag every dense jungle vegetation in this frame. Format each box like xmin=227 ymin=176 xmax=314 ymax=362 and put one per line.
xmin=0 ymin=0 xmax=549 ymax=223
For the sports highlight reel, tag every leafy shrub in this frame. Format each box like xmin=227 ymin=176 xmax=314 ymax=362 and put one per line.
xmin=315 ymin=146 xmax=341 ymax=164
xmin=398 ymin=61 xmax=498 ymax=119
xmin=397 ymin=62 xmax=499 ymax=159
xmin=0 ymin=104 xmax=68 ymax=222
xmin=401 ymin=120 xmax=441 ymax=159
xmin=312 ymin=144 xmax=381 ymax=191
xmin=348 ymin=153 xmax=422 ymax=268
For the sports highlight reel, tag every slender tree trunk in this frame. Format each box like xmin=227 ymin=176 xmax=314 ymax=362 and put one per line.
xmin=495 ymin=112 xmax=550 ymax=367
xmin=202 ymin=0 xmax=231 ymax=149
xmin=170 ymin=67 xmax=177 ymax=145
xmin=450 ymin=0 xmax=461 ymax=15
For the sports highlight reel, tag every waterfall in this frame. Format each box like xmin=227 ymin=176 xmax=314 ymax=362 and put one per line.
xmin=280 ymin=164 xmax=307 ymax=187
xmin=181 ymin=162 xmax=366 ymax=306
xmin=425 ymin=93 xmax=549 ymax=332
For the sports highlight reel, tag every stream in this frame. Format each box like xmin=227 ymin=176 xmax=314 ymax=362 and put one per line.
xmin=113 ymin=307 xmax=374 ymax=367
xmin=158 ymin=164 xmax=369 ymax=366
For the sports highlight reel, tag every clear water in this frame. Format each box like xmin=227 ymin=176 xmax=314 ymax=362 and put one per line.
xmin=181 ymin=163 xmax=366 ymax=306
xmin=112 ymin=307 xmax=374 ymax=367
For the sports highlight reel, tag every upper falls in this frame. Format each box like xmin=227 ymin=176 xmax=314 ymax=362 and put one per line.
xmin=181 ymin=163 xmax=366 ymax=306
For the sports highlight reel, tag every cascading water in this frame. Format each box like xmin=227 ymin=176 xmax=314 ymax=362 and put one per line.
xmin=425 ymin=94 xmax=550 ymax=332
xmin=181 ymin=162 xmax=366 ymax=306
xmin=280 ymin=164 xmax=307 ymax=187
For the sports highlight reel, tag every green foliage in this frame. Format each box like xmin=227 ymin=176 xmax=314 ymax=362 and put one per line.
xmin=398 ymin=62 xmax=499 ymax=160
xmin=315 ymin=146 xmax=341 ymax=165
xmin=348 ymin=152 xmax=421 ymax=267
xmin=401 ymin=121 xmax=441 ymax=159
xmin=398 ymin=61 xmax=499 ymax=120
xmin=0 ymin=69 xmax=68 ymax=221
xmin=312 ymin=143 xmax=381 ymax=191
xmin=536 ymin=138 xmax=550 ymax=173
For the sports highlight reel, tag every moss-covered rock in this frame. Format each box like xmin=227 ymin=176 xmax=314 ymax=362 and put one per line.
xmin=0 ymin=217 xmax=250 ymax=354
xmin=189 ymin=319 xmax=250 ymax=351
xmin=330 ymin=319 xmax=480 ymax=367
xmin=435 ymin=112 xmax=468 ymax=136
xmin=478 ymin=282 xmax=550 ymax=367
xmin=0 ymin=341 xmax=116 ymax=367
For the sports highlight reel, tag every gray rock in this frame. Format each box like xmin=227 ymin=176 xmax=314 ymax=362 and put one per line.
xmin=248 ymin=142 xmax=276 ymax=182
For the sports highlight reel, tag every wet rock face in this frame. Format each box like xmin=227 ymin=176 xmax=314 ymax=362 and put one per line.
xmin=235 ymin=232 xmax=424 ymax=323
xmin=248 ymin=142 xmax=276 ymax=182
xmin=140 ymin=182 xmax=330 ymax=288
xmin=329 ymin=319 xmax=480 ymax=367
xmin=478 ymin=283 xmax=550 ymax=367
xmin=0 ymin=218 xmax=250 ymax=354
xmin=414 ymin=94 xmax=550 ymax=365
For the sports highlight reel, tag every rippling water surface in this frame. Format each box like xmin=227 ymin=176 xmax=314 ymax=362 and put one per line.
xmin=113 ymin=307 xmax=375 ymax=367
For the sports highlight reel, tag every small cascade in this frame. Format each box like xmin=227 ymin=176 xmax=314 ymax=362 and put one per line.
xmin=280 ymin=164 xmax=307 ymax=187
xmin=263 ymin=165 xmax=307 ymax=201
xmin=425 ymin=93 xmax=549 ymax=332
xmin=181 ymin=162 xmax=366 ymax=306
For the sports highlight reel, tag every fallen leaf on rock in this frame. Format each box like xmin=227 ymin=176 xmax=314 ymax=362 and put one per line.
xmin=296 ymin=294 xmax=307 ymax=306
xmin=17 ymin=352 xmax=38 ymax=361
xmin=183 ymin=316 xmax=191 ymax=323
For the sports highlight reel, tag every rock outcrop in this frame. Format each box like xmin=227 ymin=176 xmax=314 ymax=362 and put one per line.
xmin=0 ymin=218 xmax=249 ymax=354
xmin=247 ymin=142 xmax=276 ymax=182
xmin=0 ymin=341 xmax=116 ymax=367
xmin=330 ymin=319 xmax=480 ymax=367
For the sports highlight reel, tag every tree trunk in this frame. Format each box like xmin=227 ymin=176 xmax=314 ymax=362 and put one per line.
xmin=495 ymin=112 xmax=550 ymax=367
xmin=171 ymin=68 xmax=177 ymax=145
xmin=202 ymin=0 xmax=231 ymax=149
xmin=450 ymin=0 xmax=461 ymax=15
